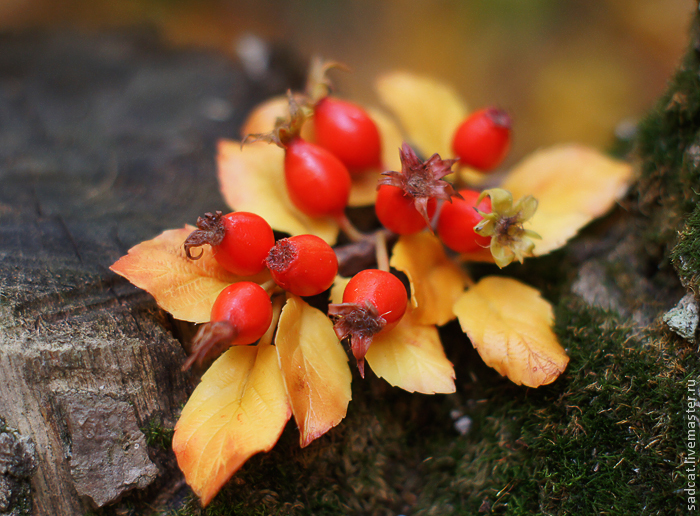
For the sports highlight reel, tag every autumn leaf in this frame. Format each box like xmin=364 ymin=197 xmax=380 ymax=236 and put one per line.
xmin=375 ymin=71 xmax=467 ymax=159
xmin=275 ymin=295 xmax=352 ymax=447
xmin=501 ymin=144 xmax=633 ymax=256
xmin=217 ymin=140 xmax=341 ymax=244
xmin=453 ymin=276 xmax=568 ymax=387
xmin=366 ymin=307 xmax=455 ymax=394
xmin=110 ymin=226 xmax=265 ymax=323
xmin=172 ymin=343 xmax=291 ymax=506
xmin=390 ymin=232 xmax=467 ymax=326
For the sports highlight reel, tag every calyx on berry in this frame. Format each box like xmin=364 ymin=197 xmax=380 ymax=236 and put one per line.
xmin=378 ymin=143 xmax=462 ymax=227
xmin=328 ymin=269 xmax=408 ymax=377
xmin=183 ymin=211 xmax=225 ymax=259
xmin=474 ymin=188 xmax=540 ymax=268
xmin=243 ymin=92 xmax=311 ymax=148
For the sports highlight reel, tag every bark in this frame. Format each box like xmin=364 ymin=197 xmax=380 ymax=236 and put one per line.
xmin=0 ymin=29 xmax=296 ymax=515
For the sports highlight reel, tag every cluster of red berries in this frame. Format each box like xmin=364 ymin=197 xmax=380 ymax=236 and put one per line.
xmin=182 ymin=211 xmax=338 ymax=367
xmin=376 ymin=108 xmax=511 ymax=253
xmin=182 ymin=67 xmax=513 ymax=373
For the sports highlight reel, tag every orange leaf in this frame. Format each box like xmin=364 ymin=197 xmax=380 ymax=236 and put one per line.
xmin=390 ymin=232 xmax=466 ymax=326
xmin=109 ymin=226 xmax=262 ymax=323
xmin=173 ymin=343 xmax=291 ymax=506
xmin=501 ymin=144 xmax=633 ymax=256
xmin=275 ymin=295 xmax=352 ymax=447
xmin=366 ymin=307 xmax=455 ymax=394
xmin=217 ymin=140 xmax=340 ymax=244
xmin=375 ymin=71 xmax=468 ymax=159
xmin=453 ymin=276 xmax=568 ymax=387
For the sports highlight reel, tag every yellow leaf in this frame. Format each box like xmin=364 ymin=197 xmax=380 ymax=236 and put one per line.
xmin=375 ymin=71 xmax=468 ymax=159
xmin=217 ymin=140 xmax=340 ymax=245
xmin=501 ymin=144 xmax=633 ymax=256
xmin=275 ymin=295 xmax=352 ymax=447
xmin=109 ymin=226 xmax=264 ymax=323
xmin=330 ymin=275 xmax=349 ymax=305
xmin=366 ymin=307 xmax=455 ymax=394
xmin=173 ymin=343 xmax=291 ymax=506
xmin=453 ymin=276 xmax=568 ymax=387
xmin=390 ymin=232 xmax=466 ymax=326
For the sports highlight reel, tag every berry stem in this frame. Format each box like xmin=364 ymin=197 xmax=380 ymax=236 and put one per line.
xmin=374 ymin=230 xmax=390 ymax=272
xmin=336 ymin=213 xmax=368 ymax=243
xmin=258 ymin=294 xmax=284 ymax=348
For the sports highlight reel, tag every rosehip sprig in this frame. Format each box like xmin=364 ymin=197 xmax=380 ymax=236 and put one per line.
xmin=183 ymin=281 xmax=273 ymax=370
xmin=265 ymin=234 xmax=338 ymax=297
xmin=376 ymin=143 xmax=462 ymax=233
xmin=452 ymin=107 xmax=512 ymax=172
xmin=437 ymin=189 xmax=492 ymax=253
xmin=328 ymin=269 xmax=408 ymax=377
xmin=183 ymin=210 xmax=275 ymax=276
xmin=245 ymin=94 xmax=353 ymax=220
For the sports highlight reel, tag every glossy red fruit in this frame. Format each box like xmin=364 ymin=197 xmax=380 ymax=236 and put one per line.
xmin=437 ymin=189 xmax=492 ymax=253
xmin=210 ymin=282 xmax=273 ymax=344
xmin=452 ymin=108 xmax=511 ymax=171
xmin=265 ymin=234 xmax=338 ymax=296
xmin=375 ymin=184 xmax=437 ymax=234
xmin=314 ymin=97 xmax=382 ymax=172
xmin=342 ymin=269 xmax=408 ymax=329
xmin=183 ymin=211 xmax=275 ymax=276
xmin=214 ymin=212 xmax=275 ymax=276
xmin=183 ymin=281 xmax=272 ymax=369
xmin=284 ymin=137 xmax=352 ymax=217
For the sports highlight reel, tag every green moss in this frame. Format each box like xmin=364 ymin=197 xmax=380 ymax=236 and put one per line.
xmin=407 ymin=298 xmax=692 ymax=515
xmin=671 ymin=203 xmax=700 ymax=294
xmin=142 ymin=416 xmax=175 ymax=451
xmin=634 ymin=15 xmax=700 ymax=256
xmin=166 ymin=297 xmax=695 ymax=516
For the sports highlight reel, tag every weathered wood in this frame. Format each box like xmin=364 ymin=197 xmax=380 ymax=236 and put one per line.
xmin=0 ymin=29 xmax=293 ymax=515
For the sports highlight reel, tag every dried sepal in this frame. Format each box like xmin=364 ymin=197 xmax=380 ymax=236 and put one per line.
xmin=474 ymin=188 xmax=540 ymax=268
xmin=243 ymin=92 xmax=311 ymax=148
xmin=328 ymin=300 xmax=386 ymax=377
xmin=305 ymin=56 xmax=350 ymax=104
xmin=183 ymin=211 xmax=225 ymax=260
xmin=182 ymin=321 xmax=238 ymax=371
xmin=378 ymin=142 xmax=461 ymax=226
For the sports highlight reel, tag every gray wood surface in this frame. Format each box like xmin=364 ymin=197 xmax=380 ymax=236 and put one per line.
xmin=0 ymin=29 xmax=293 ymax=515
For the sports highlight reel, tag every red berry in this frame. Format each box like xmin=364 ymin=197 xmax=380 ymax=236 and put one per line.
xmin=375 ymin=184 xmax=437 ymax=235
xmin=342 ymin=270 xmax=407 ymax=328
xmin=183 ymin=281 xmax=272 ymax=369
xmin=183 ymin=211 xmax=275 ymax=276
xmin=328 ymin=269 xmax=408 ymax=377
xmin=210 ymin=282 xmax=273 ymax=344
xmin=437 ymin=189 xmax=492 ymax=253
xmin=284 ymin=137 xmax=351 ymax=217
xmin=314 ymin=97 xmax=382 ymax=172
xmin=452 ymin=108 xmax=511 ymax=171
xmin=265 ymin=234 xmax=338 ymax=296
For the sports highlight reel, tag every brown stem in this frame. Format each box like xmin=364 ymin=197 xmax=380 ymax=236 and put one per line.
xmin=336 ymin=213 xmax=369 ymax=243
xmin=182 ymin=321 xmax=238 ymax=371
xmin=375 ymin=230 xmax=390 ymax=272
xmin=258 ymin=295 xmax=284 ymax=348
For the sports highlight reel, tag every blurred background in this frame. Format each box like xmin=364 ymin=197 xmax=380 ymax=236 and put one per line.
xmin=0 ymin=0 xmax=693 ymax=165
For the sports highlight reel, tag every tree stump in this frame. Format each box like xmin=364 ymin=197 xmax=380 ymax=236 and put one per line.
xmin=0 ymin=29 xmax=297 ymax=515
